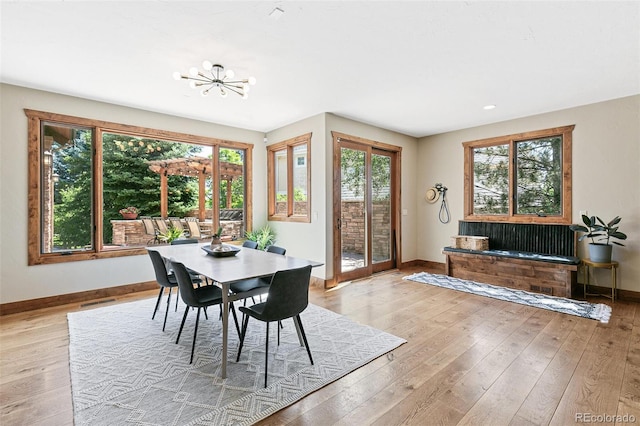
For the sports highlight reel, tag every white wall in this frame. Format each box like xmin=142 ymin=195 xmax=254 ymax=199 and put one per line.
xmin=417 ymin=95 xmax=640 ymax=291
xmin=2 ymin=83 xmax=637 ymax=304
xmin=264 ymin=113 xmax=328 ymax=279
xmin=265 ymin=113 xmax=420 ymax=280
xmin=0 ymin=84 xmax=264 ymax=304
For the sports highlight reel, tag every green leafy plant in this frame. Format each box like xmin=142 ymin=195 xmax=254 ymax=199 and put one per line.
xmin=212 ymin=227 xmax=223 ymax=239
xmin=570 ymin=215 xmax=627 ymax=246
xmin=245 ymin=225 xmax=276 ymax=250
xmin=158 ymin=225 xmax=184 ymax=243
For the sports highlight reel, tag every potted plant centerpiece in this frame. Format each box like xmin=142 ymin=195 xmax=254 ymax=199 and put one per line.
xmin=211 ymin=227 xmax=223 ymax=248
xmin=570 ymin=214 xmax=627 ymax=263
xmin=119 ymin=206 xmax=139 ymax=220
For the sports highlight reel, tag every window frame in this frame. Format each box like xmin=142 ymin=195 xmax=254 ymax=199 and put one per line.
xmin=267 ymin=133 xmax=311 ymax=222
xmin=463 ymin=125 xmax=574 ymax=224
xmin=26 ymin=109 xmax=253 ymax=265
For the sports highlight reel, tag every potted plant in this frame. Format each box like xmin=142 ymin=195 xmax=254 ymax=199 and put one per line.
xmin=211 ymin=227 xmax=223 ymax=248
xmin=570 ymin=214 xmax=627 ymax=263
xmin=119 ymin=206 xmax=139 ymax=220
xmin=158 ymin=225 xmax=184 ymax=244
xmin=245 ymin=225 xmax=276 ymax=251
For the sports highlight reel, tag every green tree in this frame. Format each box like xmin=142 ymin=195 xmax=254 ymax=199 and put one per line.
xmin=54 ymin=133 xmax=202 ymax=247
xmin=218 ymin=148 xmax=245 ymax=209
xmin=340 ymin=148 xmax=390 ymax=200
xmin=473 ymin=137 xmax=562 ymax=215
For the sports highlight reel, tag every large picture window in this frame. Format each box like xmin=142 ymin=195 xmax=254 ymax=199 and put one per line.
xmin=267 ymin=133 xmax=311 ymax=222
xmin=27 ymin=109 xmax=252 ymax=265
xmin=463 ymin=125 xmax=574 ymax=224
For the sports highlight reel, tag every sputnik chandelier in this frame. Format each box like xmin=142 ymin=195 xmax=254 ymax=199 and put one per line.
xmin=173 ymin=61 xmax=256 ymax=99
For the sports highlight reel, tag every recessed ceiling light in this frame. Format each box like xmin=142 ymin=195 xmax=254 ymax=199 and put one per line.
xmin=483 ymin=104 xmax=496 ymax=110
xmin=269 ymin=7 xmax=285 ymax=19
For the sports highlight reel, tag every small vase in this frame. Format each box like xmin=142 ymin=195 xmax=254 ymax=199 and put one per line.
xmin=589 ymin=243 xmax=612 ymax=263
xmin=121 ymin=213 xmax=138 ymax=220
xmin=210 ymin=237 xmax=222 ymax=248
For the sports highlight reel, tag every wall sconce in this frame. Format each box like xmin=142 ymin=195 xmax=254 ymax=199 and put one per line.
xmin=52 ymin=173 xmax=60 ymax=183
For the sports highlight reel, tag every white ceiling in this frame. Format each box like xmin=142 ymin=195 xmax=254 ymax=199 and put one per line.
xmin=2 ymin=1 xmax=639 ymax=138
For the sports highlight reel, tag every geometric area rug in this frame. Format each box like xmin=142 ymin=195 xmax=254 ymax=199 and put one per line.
xmin=403 ymin=272 xmax=612 ymax=324
xmin=68 ymin=298 xmax=406 ymax=425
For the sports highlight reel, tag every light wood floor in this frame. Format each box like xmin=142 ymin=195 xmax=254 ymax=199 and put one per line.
xmin=1 ymin=266 xmax=639 ymax=425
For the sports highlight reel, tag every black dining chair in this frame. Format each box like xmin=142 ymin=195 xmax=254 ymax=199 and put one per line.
xmin=170 ymin=237 xmax=210 ymax=287
xmin=236 ymin=265 xmax=314 ymax=387
xmin=242 ymin=240 xmax=259 ymax=250
xmin=148 ymin=249 xmax=201 ymax=331
xmin=171 ymin=260 xmax=240 ymax=364
xmin=229 ymin=245 xmax=287 ymax=306
xmin=265 ymin=245 xmax=286 ymax=255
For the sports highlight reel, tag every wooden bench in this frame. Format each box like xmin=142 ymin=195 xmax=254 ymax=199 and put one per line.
xmin=442 ymin=221 xmax=580 ymax=298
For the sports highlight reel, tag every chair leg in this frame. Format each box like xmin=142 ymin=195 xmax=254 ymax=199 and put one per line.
xmin=163 ymin=288 xmax=172 ymax=332
xmin=229 ymin=303 xmax=241 ymax=338
xmin=175 ymin=288 xmax=180 ymax=311
xmin=277 ymin=319 xmax=280 ymax=346
xmin=176 ymin=305 xmax=189 ymax=344
xmin=190 ymin=308 xmax=201 ymax=364
xmin=236 ymin=314 xmax=250 ymax=362
xmin=295 ymin=315 xmax=314 ymax=365
xmin=152 ymin=287 xmax=163 ymax=319
xmin=264 ymin=322 xmax=270 ymax=388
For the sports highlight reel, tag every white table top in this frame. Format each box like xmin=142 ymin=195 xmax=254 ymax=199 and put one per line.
xmin=147 ymin=243 xmax=323 ymax=284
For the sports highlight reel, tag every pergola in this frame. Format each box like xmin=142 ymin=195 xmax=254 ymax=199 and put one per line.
xmin=147 ymin=157 xmax=243 ymax=220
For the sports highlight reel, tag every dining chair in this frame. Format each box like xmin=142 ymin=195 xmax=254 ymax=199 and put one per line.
xmin=185 ymin=217 xmax=210 ymax=239
xmin=170 ymin=237 xmax=210 ymax=286
xmin=265 ymin=245 xmax=286 ymax=255
xmin=242 ymin=240 xmax=259 ymax=250
xmin=171 ymin=260 xmax=240 ymax=364
xmin=140 ymin=216 xmax=160 ymax=244
xmin=148 ymin=250 xmax=179 ymax=331
xmin=236 ymin=265 xmax=314 ymax=387
xmin=229 ymin=245 xmax=287 ymax=306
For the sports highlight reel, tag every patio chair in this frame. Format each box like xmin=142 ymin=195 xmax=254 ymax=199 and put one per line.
xmin=168 ymin=217 xmax=189 ymax=236
xmin=236 ymin=265 xmax=314 ymax=387
xmin=153 ymin=217 xmax=169 ymax=235
xmin=185 ymin=217 xmax=210 ymax=239
xmin=140 ymin=216 xmax=160 ymax=244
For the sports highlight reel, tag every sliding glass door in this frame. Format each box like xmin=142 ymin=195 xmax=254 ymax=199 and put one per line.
xmin=333 ymin=135 xmax=398 ymax=282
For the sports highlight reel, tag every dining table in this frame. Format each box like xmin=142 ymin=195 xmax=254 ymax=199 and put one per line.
xmin=147 ymin=242 xmax=323 ymax=378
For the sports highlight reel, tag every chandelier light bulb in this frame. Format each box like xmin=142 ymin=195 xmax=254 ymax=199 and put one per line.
xmin=220 ymin=88 xmax=228 ymax=98
xmin=225 ymin=69 xmax=235 ymax=79
xmin=189 ymin=80 xmax=197 ymax=89
xmin=248 ymin=76 xmax=257 ymax=85
xmin=201 ymin=89 xmax=209 ymax=97
xmin=172 ymin=71 xmax=182 ymax=80
xmin=189 ymin=67 xmax=199 ymax=77
xmin=202 ymin=60 xmax=213 ymax=71
xmin=243 ymin=83 xmax=250 ymax=93
xmin=242 ymin=92 xmax=249 ymax=100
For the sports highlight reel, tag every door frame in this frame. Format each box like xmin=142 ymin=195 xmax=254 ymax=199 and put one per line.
xmin=332 ymin=132 xmax=402 ymax=284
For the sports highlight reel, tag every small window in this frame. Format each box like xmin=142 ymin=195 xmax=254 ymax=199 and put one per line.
xmin=268 ymin=133 xmax=311 ymax=222
xmin=463 ymin=125 xmax=573 ymax=224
